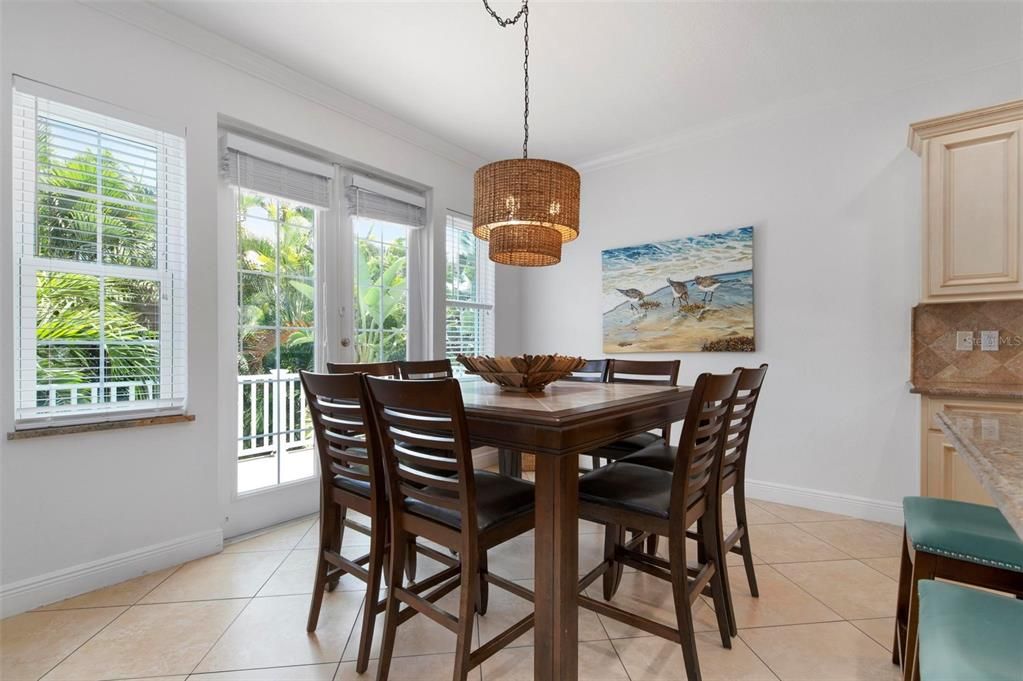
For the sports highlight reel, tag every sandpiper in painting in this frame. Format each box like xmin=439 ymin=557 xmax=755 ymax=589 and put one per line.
xmin=602 ymin=226 xmax=755 ymax=352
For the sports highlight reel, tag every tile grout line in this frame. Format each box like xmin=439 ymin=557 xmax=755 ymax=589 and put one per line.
xmin=32 ymin=563 xmax=187 ymax=680
xmin=186 ymin=534 xmax=302 ymax=676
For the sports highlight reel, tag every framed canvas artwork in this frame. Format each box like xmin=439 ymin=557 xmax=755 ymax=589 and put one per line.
xmin=602 ymin=226 xmax=755 ymax=352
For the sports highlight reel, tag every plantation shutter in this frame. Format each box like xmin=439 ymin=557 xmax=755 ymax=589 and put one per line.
xmin=345 ymin=174 xmax=426 ymax=228
xmin=12 ymin=78 xmax=187 ymax=427
xmin=445 ymin=213 xmax=495 ymax=370
xmin=222 ymin=133 xmax=332 ymax=208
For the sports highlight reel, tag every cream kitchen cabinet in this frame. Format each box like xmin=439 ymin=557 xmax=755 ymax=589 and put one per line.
xmin=910 ymin=101 xmax=1023 ymax=302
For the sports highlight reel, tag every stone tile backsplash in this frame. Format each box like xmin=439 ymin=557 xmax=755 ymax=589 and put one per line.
xmin=912 ymin=300 xmax=1023 ymax=386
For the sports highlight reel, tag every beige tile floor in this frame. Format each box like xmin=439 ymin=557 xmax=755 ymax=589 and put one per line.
xmin=1 ymin=490 xmax=905 ymax=681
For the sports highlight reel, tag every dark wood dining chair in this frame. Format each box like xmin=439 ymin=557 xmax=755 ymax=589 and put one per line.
xmin=577 ymin=371 xmax=739 ymax=681
xmin=561 ymin=358 xmax=610 ymax=383
xmin=396 ymin=359 xmax=454 ymax=380
xmin=365 ymin=375 xmax=537 ymax=681
xmin=586 ymin=358 xmax=681 ymax=468
xmin=327 ymin=361 xmax=398 ymax=377
xmin=299 ymin=371 xmax=451 ymax=673
xmin=620 ymin=363 xmax=769 ymax=635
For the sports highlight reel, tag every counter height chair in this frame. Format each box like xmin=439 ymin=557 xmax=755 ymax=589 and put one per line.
xmin=894 ymin=496 xmax=1023 ymax=681
xmin=562 ymin=358 xmax=610 ymax=383
xmin=576 ymin=371 xmax=739 ymax=681
xmin=396 ymin=359 xmax=454 ymax=380
xmin=586 ymin=358 xmax=681 ymax=469
xmin=914 ymin=580 xmax=1023 ymax=681
xmin=621 ymin=363 xmax=768 ymax=634
xmin=365 ymin=375 xmax=537 ymax=681
xmin=300 ymin=371 xmax=453 ymax=673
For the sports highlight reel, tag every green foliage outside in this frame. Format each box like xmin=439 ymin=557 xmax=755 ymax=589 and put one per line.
xmin=32 ymin=119 xmax=162 ymax=404
xmin=353 ymin=220 xmax=408 ymax=363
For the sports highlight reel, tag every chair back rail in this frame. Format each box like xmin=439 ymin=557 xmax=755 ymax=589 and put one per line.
xmin=671 ymin=372 xmax=740 ymax=515
xmin=365 ymin=375 xmax=479 ymax=544
xmin=300 ymin=371 xmax=383 ymax=503
xmin=562 ymin=358 xmax=610 ymax=383
xmin=720 ymin=364 xmax=768 ymax=484
xmin=327 ymin=361 xmax=398 ymax=378
xmin=396 ymin=359 xmax=454 ymax=380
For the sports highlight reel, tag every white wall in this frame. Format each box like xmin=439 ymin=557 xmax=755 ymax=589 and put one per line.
xmin=0 ymin=1 xmax=521 ymax=614
xmin=522 ymin=61 xmax=1023 ymax=521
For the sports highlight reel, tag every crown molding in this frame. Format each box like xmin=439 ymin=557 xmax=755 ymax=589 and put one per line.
xmin=79 ymin=1 xmax=486 ymax=170
xmin=573 ymin=56 xmax=1023 ymax=174
xmin=908 ymin=98 xmax=1023 ymax=155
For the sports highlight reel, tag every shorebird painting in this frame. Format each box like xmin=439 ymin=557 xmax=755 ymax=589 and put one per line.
xmin=693 ymin=275 xmax=722 ymax=304
xmin=666 ymin=277 xmax=689 ymax=308
xmin=616 ymin=288 xmax=646 ymax=311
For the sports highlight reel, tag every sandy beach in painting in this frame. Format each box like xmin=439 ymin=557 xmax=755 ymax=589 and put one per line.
xmin=602 ymin=227 xmax=755 ymax=352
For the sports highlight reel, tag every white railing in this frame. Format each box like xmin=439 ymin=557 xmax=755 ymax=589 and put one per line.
xmin=237 ymin=370 xmax=312 ymax=460
xmin=36 ymin=380 xmax=156 ymax=407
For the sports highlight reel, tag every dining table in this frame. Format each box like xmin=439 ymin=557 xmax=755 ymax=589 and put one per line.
xmin=459 ymin=379 xmax=692 ymax=680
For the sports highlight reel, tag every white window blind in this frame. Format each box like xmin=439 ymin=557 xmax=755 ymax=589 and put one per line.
xmin=445 ymin=213 xmax=495 ymax=371
xmin=12 ymin=84 xmax=187 ymax=427
xmin=346 ymin=174 xmax=426 ymax=228
xmin=223 ymin=133 xmax=332 ymax=209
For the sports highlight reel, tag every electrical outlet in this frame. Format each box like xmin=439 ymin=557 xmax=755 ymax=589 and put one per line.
xmin=980 ymin=330 xmax=999 ymax=352
xmin=956 ymin=331 xmax=975 ymax=351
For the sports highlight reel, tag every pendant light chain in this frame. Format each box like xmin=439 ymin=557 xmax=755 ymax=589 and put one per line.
xmin=481 ymin=0 xmax=530 ymax=158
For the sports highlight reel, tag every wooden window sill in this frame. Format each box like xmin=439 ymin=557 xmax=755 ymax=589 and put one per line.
xmin=7 ymin=413 xmax=196 ymax=440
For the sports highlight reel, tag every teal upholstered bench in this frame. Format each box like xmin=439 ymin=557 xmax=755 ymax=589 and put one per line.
xmin=894 ymin=497 xmax=1023 ymax=681
xmin=918 ymin=580 xmax=1023 ymax=681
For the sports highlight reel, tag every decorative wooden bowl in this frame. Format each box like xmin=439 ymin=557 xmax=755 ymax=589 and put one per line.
xmin=456 ymin=354 xmax=586 ymax=393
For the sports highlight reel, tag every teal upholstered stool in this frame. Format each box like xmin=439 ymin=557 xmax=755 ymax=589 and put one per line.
xmin=894 ymin=497 xmax=1023 ymax=681
xmin=917 ymin=581 xmax=1023 ymax=681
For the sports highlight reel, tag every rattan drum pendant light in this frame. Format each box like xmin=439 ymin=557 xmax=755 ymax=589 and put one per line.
xmin=473 ymin=0 xmax=580 ymax=267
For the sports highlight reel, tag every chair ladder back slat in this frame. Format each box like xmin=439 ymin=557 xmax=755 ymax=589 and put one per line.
xmin=396 ymin=359 xmax=454 ymax=380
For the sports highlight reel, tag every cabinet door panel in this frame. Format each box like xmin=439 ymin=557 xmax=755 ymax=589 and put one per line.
xmin=925 ymin=121 xmax=1022 ymax=300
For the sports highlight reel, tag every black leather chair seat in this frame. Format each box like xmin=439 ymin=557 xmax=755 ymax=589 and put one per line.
xmin=589 ymin=432 xmax=664 ymax=460
xmin=618 ymin=442 xmax=676 ymax=471
xmin=579 ymin=462 xmax=676 ymax=519
xmin=406 ymin=471 xmax=535 ymax=532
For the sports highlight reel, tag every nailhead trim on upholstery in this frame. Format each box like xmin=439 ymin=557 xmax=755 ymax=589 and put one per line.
xmin=913 ymin=542 xmax=1023 ymax=573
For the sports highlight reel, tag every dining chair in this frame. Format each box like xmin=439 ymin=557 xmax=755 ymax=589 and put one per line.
xmin=586 ymin=358 xmax=681 ymax=469
xmin=577 ymin=371 xmax=739 ymax=681
xmin=326 ymin=361 xmax=421 ymax=578
xmin=561 ymin=358 xmax=610 ymax=383
xmin=894 ymin=496 xmax=1023 ymax=680
xmin=620 ymin=363 xmax=769 ymax=634
xmin=365 ymin=375 xmax=537 ymax=681
xmin=396 ymin=358 xmax=454 ymax=380
xmin=299 ymin=371 xmax=452 ymax=673
xmin=914 ymin=580 xmax=1022 ymax=681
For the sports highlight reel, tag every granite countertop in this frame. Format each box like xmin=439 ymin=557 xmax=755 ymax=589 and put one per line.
xmin=935 ymin=410 xmax=1023 ymax=539
xmin=909 ymin=381 xmax=1023 ymax=400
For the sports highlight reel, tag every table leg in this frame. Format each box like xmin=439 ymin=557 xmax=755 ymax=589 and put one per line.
xmin=533 ymin=454 xmax=579 ymax=681
xmin=498 ymin=449 xmax=522 ymax=478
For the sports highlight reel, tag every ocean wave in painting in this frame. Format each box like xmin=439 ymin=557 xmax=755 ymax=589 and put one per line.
xmin=601 ymin=226 xmax=754 ymax=352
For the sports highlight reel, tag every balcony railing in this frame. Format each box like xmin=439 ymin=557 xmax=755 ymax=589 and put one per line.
xmin=237 ymin=370 xmax=312 ymax=460
xmin=36 ymin=380 xmax=156 ymax=407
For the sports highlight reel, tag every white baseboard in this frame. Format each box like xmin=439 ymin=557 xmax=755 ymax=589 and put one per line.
xmin=0 ymin=528 xmax=223 ymax=618
xmin=744 ymin=478 xmax=904 ymax=526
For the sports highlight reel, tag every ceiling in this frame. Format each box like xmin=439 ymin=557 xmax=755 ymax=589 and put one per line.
xmin=151 ymin=1 xmax=1022 ymax=167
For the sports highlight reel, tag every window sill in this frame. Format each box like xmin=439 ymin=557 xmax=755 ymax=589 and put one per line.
xmin=7 ymin=413 xmax=196 ymax=440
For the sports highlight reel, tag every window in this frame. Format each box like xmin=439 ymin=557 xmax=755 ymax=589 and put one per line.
xmin=12 ymin=83 xmax=186 ymax=427
xmin=348 ymin=176 xmax=425 ymax=363
xmin=445 ymin=213 xmax=494 ymax=373
xmin=224 ymin=134 xmax=330 ymax=494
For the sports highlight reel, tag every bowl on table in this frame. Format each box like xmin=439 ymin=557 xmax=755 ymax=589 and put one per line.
xmin=456 ymin=354 xmax=586 ymax=393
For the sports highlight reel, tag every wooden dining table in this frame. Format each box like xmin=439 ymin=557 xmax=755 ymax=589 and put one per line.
xmin=459 ymin=379 xmax=692 ymax=680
